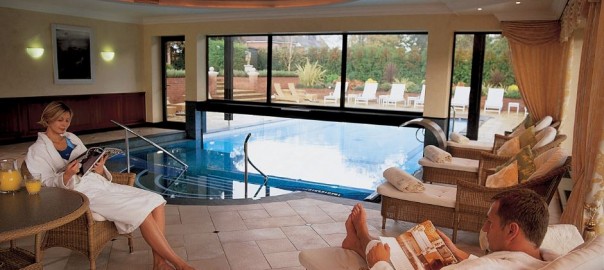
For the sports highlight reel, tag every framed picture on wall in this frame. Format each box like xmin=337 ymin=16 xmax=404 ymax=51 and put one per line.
xmin=52 ymin=24 xmax=95 ymax=84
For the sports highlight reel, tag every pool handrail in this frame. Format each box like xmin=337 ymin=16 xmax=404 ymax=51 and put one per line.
xmin=244 ymin=133 xmax=269 ymax=199
xmin=111 ymin=120 xmax=189 ymax=173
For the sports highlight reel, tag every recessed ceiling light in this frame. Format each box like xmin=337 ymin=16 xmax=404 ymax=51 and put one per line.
xmin=515 ymin=1 xmax=521 ymax=4
xmin=477 ymin=7 xmax=483 ymax=11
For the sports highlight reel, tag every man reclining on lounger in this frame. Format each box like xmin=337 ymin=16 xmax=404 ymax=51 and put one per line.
xmin=343 ymin=189 xmax=560 ymax=269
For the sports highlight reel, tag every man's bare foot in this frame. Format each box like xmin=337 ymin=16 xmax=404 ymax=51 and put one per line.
xmin=342 ymin=214 xmax=366 ymax=259
xmin=350 ymin=203 xmax=374 ymax=249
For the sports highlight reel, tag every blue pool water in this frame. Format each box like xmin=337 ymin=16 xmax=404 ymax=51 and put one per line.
xmin=111 ymin=119 xmax=424 ymax=200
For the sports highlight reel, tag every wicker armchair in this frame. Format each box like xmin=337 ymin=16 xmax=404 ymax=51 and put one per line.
xmin=40 ymin=172 xmax=135 ymax=270
xmin=454 ymin=157 xmax=570 ymax=240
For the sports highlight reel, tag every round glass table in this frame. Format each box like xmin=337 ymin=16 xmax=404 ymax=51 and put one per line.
xmin=0 ymin=187 xmax=88 ymax=270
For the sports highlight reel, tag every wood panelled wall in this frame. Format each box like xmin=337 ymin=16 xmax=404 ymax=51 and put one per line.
xmin=0 ymin=93 xmax=146 ymax=144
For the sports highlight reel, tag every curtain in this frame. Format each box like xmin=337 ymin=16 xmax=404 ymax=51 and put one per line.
xmin=501 ymin=21 xmax=569 ymax=122
xmin=560 ymin=0 xmax=604 ymax=236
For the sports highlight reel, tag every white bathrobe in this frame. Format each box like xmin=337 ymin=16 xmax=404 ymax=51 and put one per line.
xmin=25 ymin=132 xmax=166 ymax=234
xmin=366 ymin=239 xmax=559 ymax=270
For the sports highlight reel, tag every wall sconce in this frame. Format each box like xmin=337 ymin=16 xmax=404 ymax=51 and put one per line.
xmin=100 ymin=51 xmax=115 ymax=61
xmin=26 ymin=47 xmax=44 ymax=59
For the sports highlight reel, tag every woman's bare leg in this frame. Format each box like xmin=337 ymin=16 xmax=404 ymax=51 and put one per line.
xmin=139 ymin=211 xmax=195 ymax=270
xmin=148 ymin=205 xmax=173 ymax=269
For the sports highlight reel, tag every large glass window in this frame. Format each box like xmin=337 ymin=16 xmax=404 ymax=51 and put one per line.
xmin=207 ymin=36 xmax=268 ymax=102
xmin=163 ymin=37 xmax=185 ymax=122
xmin=271 ymin=35 xmax=342 ymax=106
xmin=345 ymin=34 xmax=428 ymax=111
xmin=207 ymin=33 xmax=427 ymax=112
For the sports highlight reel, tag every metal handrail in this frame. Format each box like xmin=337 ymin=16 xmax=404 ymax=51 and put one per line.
xmin=111 ymin=120 xmax=188 ymax=173
xmin=243 ymin=133 xmax=269 ymax=199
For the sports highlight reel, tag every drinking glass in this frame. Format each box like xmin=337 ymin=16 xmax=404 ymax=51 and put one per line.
xmin=24 ymin=173 xmax=42 ymax=195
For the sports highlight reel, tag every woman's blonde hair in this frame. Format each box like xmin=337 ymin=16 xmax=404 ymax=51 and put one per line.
xmin=38 ymin=101 xmax=73 ymax=127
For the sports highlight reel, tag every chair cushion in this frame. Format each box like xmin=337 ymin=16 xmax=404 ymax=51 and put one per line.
xmin=528 ymin=147 xmax=568 ymax=181
xmin=486 ymin=161 xmax=519 ymax=188
xmin=419 ymin=157 xmax=479 ymax=173
xmin=518 ymin=126 xmax=537 ymax=148
xmin=497 ymin=136 xmax=521 ymax=156
xmin=377 ymin=182 xmax=456 ymax=208
xmin=533 ymin=127 xmax=557 ymax=150
xmin=448 ymin=140 xmax=493 ymax=151
xmin=535 ymin=115 xmax=553 ymax=132
xmin=497 ymin=146 xmax=536 ymax=183
xmin=540 ymin=224 xmax=584 ymax=254
xmin=298 ymin=246 xmax=367 ymax=270
xmin=542 ymin=235 xmax=604 ymax=270
xmin=450 ymin=132 xmax=470 ymax=144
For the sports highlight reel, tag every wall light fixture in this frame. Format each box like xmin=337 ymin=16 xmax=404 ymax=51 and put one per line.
xmin=101 ymin=51 xmax=115 ymax=61
xmin=26 ymin=47 xmax=45 ymax=59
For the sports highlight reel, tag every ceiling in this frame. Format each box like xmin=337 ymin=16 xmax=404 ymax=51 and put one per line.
xmin=0 ymin=0 xmax=568 ymax=24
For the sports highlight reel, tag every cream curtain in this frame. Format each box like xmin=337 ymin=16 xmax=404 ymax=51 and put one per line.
xmin=502 ymin=21 xmax=568 ymax=122
xmin=560 ymin=0 xmax=604 ymax=236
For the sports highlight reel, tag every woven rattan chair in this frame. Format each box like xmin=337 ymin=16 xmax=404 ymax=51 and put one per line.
xmin=379 ymin=157 xmax=570 ymax=242
xmin=40 ymin=172 xmax=135 ymax=270
xmin=454 ymin=157 xmax=570 ymax=239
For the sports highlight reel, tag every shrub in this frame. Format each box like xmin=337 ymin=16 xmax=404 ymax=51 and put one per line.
xmin=296 ymin=59 xmax=326 ymax=87
xmin=166 ymin=69 xmax=185 ymax=78
xmin=505 ymin=84 xmax=522 ymax=99
xmin=379 ymin=82 xmax=392 ymax=91
xmin=383 ymin=63 xmax=398 ymax=83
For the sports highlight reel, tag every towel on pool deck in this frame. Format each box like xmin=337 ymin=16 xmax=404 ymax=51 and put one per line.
xmin=424 ymin=145 xmax=452 ymax=163
xmin=383 ymin=167 xmax=425 ymax=193
xmin=450 ymin=132 xmax=470 ymax=144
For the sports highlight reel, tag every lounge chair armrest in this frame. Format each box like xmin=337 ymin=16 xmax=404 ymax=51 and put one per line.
xmin=447 ymin=145 xmax=491 ymax=160
xmin=493 ymin=134 xmax=513 ymax=152
xmin=109 ymin=172 xmax=136 ymax=186
xmin=477 ymin=152 xmax=511 ymax=185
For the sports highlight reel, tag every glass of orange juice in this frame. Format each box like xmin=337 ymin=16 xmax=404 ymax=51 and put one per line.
xmin=25 ymin=173 xmax=42 ymax=195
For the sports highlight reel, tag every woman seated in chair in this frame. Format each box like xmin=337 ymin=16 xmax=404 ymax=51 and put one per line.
xmin=25 ymin=101 xmax=195 ymax=270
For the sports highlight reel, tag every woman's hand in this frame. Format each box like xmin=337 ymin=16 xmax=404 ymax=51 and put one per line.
xmin=63 ymin=160 xmax=80 ymax=185
xmin=93 ymin=154 xmax=108 ymax=174
xmin=367 ymin=242 xmax=390 ymax=268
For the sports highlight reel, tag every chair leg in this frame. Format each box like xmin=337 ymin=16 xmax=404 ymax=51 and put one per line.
xmin=382 ymin=217 xmax=386 ymax=229
xmin=90 ymin=258 xmax=96 ymax=270
xmin=128 ymin=236 xmax=134 ymax=253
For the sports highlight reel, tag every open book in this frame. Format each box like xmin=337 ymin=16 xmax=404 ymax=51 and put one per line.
xmin=380 ymin=220 xmax=458 ymax=270
xmin=66 ymin=147 xmax=123 ymax=176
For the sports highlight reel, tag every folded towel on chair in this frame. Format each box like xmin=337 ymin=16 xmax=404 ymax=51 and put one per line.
xmin=450 ymin=132 xmax=470 ymax=144
xmin=424 ymin=145 xmax=452 ymax=163
xmin=383 ymin=167 xmax=425 ymax=193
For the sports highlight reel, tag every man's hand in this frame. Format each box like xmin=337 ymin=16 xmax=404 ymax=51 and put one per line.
xmin=367 ymin=242 xmax=390 ymax=268
xmin=437 ymin=230 xmax=470 ymax=261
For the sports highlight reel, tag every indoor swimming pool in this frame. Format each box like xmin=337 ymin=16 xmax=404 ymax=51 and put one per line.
xmin=108 ymin=118 xmax=425 ymax=201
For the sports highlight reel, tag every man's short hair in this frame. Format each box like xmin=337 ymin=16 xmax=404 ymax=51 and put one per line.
xmin=492 ymin=189 xmax=549 ymax=247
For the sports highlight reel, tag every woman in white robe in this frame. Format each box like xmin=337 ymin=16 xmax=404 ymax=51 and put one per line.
xmin=25 ymin=101 xmax=195 ymax=270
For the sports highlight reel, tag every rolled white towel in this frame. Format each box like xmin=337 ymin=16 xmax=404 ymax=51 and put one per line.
xmin=450 ymin=132 xmax=470 ymax=144
xmin=383 ymin=167 xmax=425 ymax=192
xmin=424 ymin=145 xmax=452 ymax=163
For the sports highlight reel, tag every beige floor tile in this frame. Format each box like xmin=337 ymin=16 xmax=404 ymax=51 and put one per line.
xmin=291 ymin=205 xmax=334 ymax=224
xmin=165 ymin=204 xmax=180 ymax=216
xmin=320 ymin=233 xmax=346 ymax=247
xmin=107 ymin=249 xmax=152 ymax=266
xmin=208 ymin=204 xmax=264 ymax=213
xmin=281 ymin=225 xmax=329 ymax=250
xmin=325 ymin=210 xmax=351 ymax=222
xmin=222 ymin=241 xmax=270 ymax=270
xmin=311 ymin=222 xmax=345 ymax=235
xmin=256 ymin=239 xmax=297 ymax=254
xmin=316 ymin=202 xmax=352 ymax=214
xmin=184 ymin=233 xmax=225 ymax=260
xmin=238 ymin=209 xmax=271 ymax=219
xmin=179 ymin=205 xmax=210 ymax=224
xmin=244 ymin=215 xmax=307 ymax=229
xmin=264 ymin=251 xmax=301 ymax=268
xmin=165 ymin=222 xmax=215 ymax=236
xmin=211 ymin=211 xmax=248 ymax=231
xmin=218 ymin=228 xmax=286 ymax=243
xmin=262 ymin=202 xmax=298 ymax=217
xmin=188 ymin=254 xmax=231 ymax=270
xmin=271 ymin=267 xmax=305 ymax=270
xmin=165 ymin=214 xmax=182 ymax=225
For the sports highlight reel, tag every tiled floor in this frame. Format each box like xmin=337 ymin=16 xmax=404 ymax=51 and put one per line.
xmin=1 ymin=112 xmax=564 ymax=270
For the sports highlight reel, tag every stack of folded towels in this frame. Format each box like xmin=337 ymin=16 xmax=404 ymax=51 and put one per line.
xmin=424 ymin=145 xmax=452 ymax=163
xmin=450 ymin=132 xmax=470 ymax=144
xmin=383 ymin=167 xmax=425 ymax=192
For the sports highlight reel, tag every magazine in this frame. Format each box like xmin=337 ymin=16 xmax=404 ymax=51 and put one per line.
xmin=379 ymin=220 xmax=458 ymax=270
xmin=64 ymin=147 xmax=123 ymax=176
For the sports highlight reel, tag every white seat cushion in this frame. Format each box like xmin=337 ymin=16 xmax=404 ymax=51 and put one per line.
xmin=534 ymin=115 xmax=553 ymax=132
xmin=448 ymin=140 xmax=493 ymax=151
xmin=533 ymin=127 xmax=557 ymax=149
xmin=419 ymin=157 xmax=480 ymax=173
xmin=298 ymin=246 xmax=367 ymax=270
xmin=528 ymin=147 xmax=568 ymax=181
xmin=377 ymin=182 xmax=456 ymax=208
xmin=542 ymin=235 xmax=604 ymax=270
xmin=541 ymin=224 xmax=584 ymax=254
